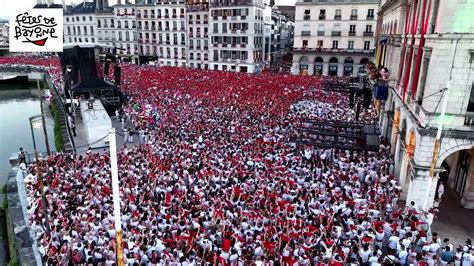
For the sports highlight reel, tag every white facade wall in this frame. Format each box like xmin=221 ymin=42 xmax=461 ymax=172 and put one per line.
xmin=0 ymin=23 xmax=8 ymax=44
xmin=113 ymin=6 xmax=138 ymax=58
xmin=96 ymin=12 xmax=117 ymax=47
xmin=209 ymin=3 xmax=265 ymax=73
xmin=187 ymin=10 xmax=210 ymax=69
xmin=292 ymin=0 xmax=378 ymax=76
xmin=64 ymin=14 xmax=98 ymax=44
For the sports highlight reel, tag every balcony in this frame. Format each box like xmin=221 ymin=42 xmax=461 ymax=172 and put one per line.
xmin=303 ymin=14 xmax=310 ymax=20
xmin=350 ymin=15 xmax=358 ymax=20
xmin=317 ymin=31 xmax=325 ymax=36
xmin=319 ymin=14 xmax=326 ymax=20
xmin=204 ymin=46 xmax=208 ymax=50
xmin=301 ymin=30 xmax=311 ymax=36
xmin=334 ymin=15 xmax=341 ymax=20
xmin=348 ymin=31 xmax=356 ymax=36
xmin=331 ymin=31 xmax=341 ymax=36
xmin=464 ymin=114 xmax=474 ymax=126
xmin=363 ymin=31 xmax=374 ymax=36
xmin=367 ymin=15 xmax=374 ymax=20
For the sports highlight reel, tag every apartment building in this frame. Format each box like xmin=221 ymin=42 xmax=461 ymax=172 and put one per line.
xmin=377 ymin=0 xmax=474 ymax=210
xmin=64 ymin=0 xmax=99 ymax=44
xmin=187 ymin=0 xmax=211 ymax=69
xmin=292 ymin=0 xmax=378 ymax=76
xmin=0 ymin=20 xmax=8 ymax=45
xmin=96 ymin=8 xmax=116 ymax=47
xmin=62 ymin=0 xmax=291 ymax=72
xmin=269 ymin=6 xmax=294 ymax=68
xmin=208 ymin=0 xmax=265 ymax=73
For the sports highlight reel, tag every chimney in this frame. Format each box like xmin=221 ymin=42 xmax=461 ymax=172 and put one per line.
xmin=117 ymin=0 xmax=122 ymax=5
xmin=46 ymin=0 xmax=53 ymax=6
xmin=97 ymin=0 xmax=104 ymax=11
xmin=62 ymin=0 xmax=66 ymax=10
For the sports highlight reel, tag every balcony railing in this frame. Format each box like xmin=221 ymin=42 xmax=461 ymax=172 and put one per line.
xmin=301 ymin=30 xmax=311 ymax=36
xmin=350 ymin=15 xmax=358 ymax=20
xmin=363 ymin=31 xmax=374 ymax=36
xmin=319 ymin=14 xmax=326 ymax=20
xmin=317 ymin=31 xmax=325 ymax=36
xmin=303 ymin=14 xmax=310 ymax=20
xmin=331 ymin=31 xmax=341 ymax=36
xmin=367 ymin=15 xmax=374 ymax=20
xmin=293 ymin=47 xmax=375 ymax=54
xmin=334 ymin=15 xmax=341 ymax=20
xmin=464 ymin=114 xmax=474 ymax=126
xmin=348 ymin=31 xmax=356 ymax=36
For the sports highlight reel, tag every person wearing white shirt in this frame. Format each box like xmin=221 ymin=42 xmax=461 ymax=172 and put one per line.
xmin=398 ymin=245 xmax=409 ymax=266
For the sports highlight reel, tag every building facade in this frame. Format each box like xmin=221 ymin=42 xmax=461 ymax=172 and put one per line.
xmin=208 ymin=0 xmax=265 ymax=73
xmin=64 ymin=0 xmax=99 ymax=44
xmin=291 ymin=0 xmax=379 ymax=76
xmin=62 ymin=0 xmax=291 ymax=72
xmin=187 ymin=0 xmax=210 ymax=69
xmin=0 ymin=20 xmax=8 ymax=45
xmin=269 ymin=6 xmax=294 ymax=69
xmin=377 ymin=0 xmax=474 ymax=210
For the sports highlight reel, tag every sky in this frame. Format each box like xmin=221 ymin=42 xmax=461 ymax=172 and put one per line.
xmin=0 ymin=0 xmax=296 ymax=20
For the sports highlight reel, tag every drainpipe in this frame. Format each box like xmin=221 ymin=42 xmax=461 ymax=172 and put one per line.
xmin=410 ymin=0 xmax=431 ymax=100
xmin=396 ymin=0 xmax=412 ymax=91
xmin=402 ymin=0 xmax=420 ymax=101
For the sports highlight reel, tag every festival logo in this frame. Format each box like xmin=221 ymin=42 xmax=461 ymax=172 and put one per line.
xmin=9 ymin=9 xmax=63 ymax=52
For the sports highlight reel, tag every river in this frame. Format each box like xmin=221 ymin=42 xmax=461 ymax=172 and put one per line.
xmin=0 ymin=86 xmax=56 ymax=187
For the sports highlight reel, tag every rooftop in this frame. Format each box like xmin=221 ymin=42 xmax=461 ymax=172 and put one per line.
xmin=65 ymin=0 xmax=97 ymax=15
xmin=296 ymin=0 xmax=379 ymax=5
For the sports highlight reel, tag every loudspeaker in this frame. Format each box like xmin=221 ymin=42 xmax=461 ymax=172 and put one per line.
xmin=349 ymin=91 xmax=355 ymax=109
xmin=362 ymin=88 xmax=372 ymax=109
xmin=114 ymin=65 xmax=121 ymax=85
xmin=104 ymin=61 xmax=110 ymax=77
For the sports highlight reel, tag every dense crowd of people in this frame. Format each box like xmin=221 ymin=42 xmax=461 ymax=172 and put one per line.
xmin=2 ymin=56 xmax=473 ymax=265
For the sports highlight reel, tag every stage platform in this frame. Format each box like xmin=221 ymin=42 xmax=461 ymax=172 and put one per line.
xmin=79 ymin=99 xmax=112 ymax=149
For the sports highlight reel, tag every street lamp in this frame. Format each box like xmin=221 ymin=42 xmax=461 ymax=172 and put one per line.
xmin=29 ymin=115 xmax=51 ymax=232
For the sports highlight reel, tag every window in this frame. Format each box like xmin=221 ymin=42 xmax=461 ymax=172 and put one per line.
xmin=366 ymin=25 xmax=372 ymax=32
xmin=319 ymin=9 xmax=326 ymax=20
xmin=349 ymin=25 xmax=356 ymax=33
xmin=367 ymin=9 xmax=374 ymax=18
xmin=302 ymin=40 xmax=308 ymax=48
xmin=348 ymin=40 xmax=354 ymax=49
xmin=304 ymin=10 xmax=310 ymax=20
xmin=90 ymin=26 xmax=94 ymax=35
xmin=91 ymin=38 xmax=95 ymax=42
xmin=351 ymin=9 xmax=358 ymax=20
xmin=335 ymin=9 xmax=341 ymax=20
xmin=332 ymin=40 xmax=338 ymax=49
xmin=67 ymin=27 xmax=71 ymax=35
xmin=317 ymin=40 xmax=323 ymax=48
xmin=66 ymin=17 xmax=69 ymax=22
xmin=364 ymin=41 xmax=370 ymax=50
xmin=84 ymin=26 xmax=87 ymax=35
xmin=89 ymin=16 xmax=92 ymax=21
xmin=318 ymin=24 xmax=325 ymax=35
xmin=468 ymin=83 xmax=474 ymax=112
xmin=119 ymin=31 xmax=122 ymax=41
